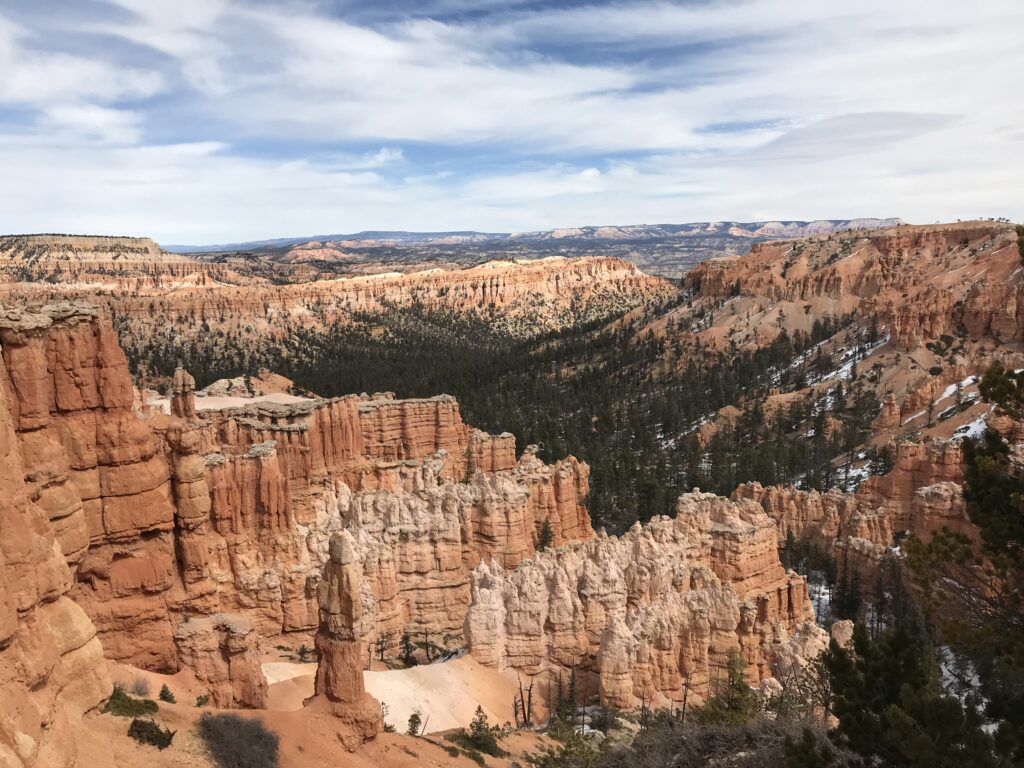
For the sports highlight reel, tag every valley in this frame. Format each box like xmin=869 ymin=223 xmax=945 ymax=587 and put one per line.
xmin=2 ymin=218 xmax=1023 ymax=767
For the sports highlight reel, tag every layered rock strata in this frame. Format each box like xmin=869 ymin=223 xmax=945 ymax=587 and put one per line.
xmin=684 ymin=221 xmax=1022 ymax=352
xmin=313 ymin=531 xmax=382 ymax=749
xmin=0 ymin=306 xmax=111 ymax=768
xmin=465 ymin=490 xmax=824 ymax=710
xmin=735 ymin=438 xmax=977 ymax=580
xmin=0 ymin=302 xmax=592 ymax=687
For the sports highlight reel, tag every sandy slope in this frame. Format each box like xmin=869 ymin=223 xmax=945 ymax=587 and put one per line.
xmin=263 ymin=655 xmax=517 ymax=733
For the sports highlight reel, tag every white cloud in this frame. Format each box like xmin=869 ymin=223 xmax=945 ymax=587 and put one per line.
xmin=41 ymin=105 xmax=143 ymax=144
xmin=0 ymin=15 xmax=163 ymax=106
xmin=0 ymin=0 xmax=1022 ymax=241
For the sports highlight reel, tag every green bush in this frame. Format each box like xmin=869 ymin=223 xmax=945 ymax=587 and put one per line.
xmin=128 ymin=719 xmax=175 ymax=750
xmin=159 ymin=684 xmax=176 ymax=703
xmin=467 ymin=706 xmax=505 ymax=756
xmin=696 ymin=649 xmax=758 ymax=726
xmin=104 ymin=687 xmax=158 ymax=718
xmin=407 ymin=712 xmax=422 ymax=736
xmin=198 ymin=712 xmax=279 ymax=768
xmin=196 ymin=694 xmax=210 ymax=707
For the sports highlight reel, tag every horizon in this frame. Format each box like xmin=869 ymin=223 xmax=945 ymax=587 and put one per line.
xmin=0 ymin=1 xmax=1021 ymax=243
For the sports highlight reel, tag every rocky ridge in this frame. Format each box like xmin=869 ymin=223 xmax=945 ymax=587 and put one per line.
xmin=465 ymin=490 xmax=825 ymax=710
xmin=0 ymin=300 xmax=595 ymax=754
xmin=682 ymin=221 xmax=1021 ymax=352
xmin=0 ymin=235 xmax=228 ymax=288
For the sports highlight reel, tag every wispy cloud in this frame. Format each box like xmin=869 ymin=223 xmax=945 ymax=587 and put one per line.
xmin=0 ymin=0 xmax=1021 ymax=243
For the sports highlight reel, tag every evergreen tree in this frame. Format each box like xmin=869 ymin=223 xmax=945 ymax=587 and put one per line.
xmin=697 ymin=648 xmax=758 ymax=726
xmin=538 ymin=518 xmax=554 ymax=550
xmin=823 ymin=621 xmax=999 ymax=767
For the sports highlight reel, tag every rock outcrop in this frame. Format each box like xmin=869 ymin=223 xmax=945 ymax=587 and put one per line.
xmin=684 ymin=222 xmax=1022 ymax=351
xmin=0 ymin=301 xmax=594 ymax=704
xmin=173 ymin=613 xmax=267 ymax=708
xmin=0 ymin=235 xmax=227 ymax=288
xmin=465 ymin=490 xmax=824 ymax=710
xmin=313 ymin=531 xmax=382 ymax=750
xmin=735 ymin=437 xmax=979 ymax=585
xmin=0 ymin=305 xmax=111 ymax=768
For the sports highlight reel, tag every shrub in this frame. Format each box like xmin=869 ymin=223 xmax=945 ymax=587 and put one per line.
xmin=104 ymin=687 xmax=158 ymax=717
xmin=199 ymin=712 xmax=279 ymax=768
xmin=537 ymin=518 xmax=554 ymax=550
xmin=696 ymin=648 xmax=758 ymax=726
xmin=467 ymin=706 xmax=505 ymax=756
xmin=588 ymin=707 xmax=619 ymax=733
xmin=159 ymin=684 xmax=176 ymax=703
xmin=407 ymin=712 xmax=422 ymax=736
xmin=128 ymin=719 xmax=175 ymax=750
xmin=125 ymin=675 xmax=152 ymax=697
xmin=196 ymin=694 xmax=210 ymax=708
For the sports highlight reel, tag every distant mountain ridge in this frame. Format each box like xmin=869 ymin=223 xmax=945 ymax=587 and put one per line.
xmin=164 ymin=219 xmax=902 ymax=254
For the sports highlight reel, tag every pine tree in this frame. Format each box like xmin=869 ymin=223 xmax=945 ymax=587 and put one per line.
xmin=407 ymin=712 xmax=422 ymax=736
xmin=537 ymin=518 xmax=554 ymax=551
xmin=824 ymin=621 xmax=1000 ymax=767
xmin=697 ymin=648 xmax=758 ymax=725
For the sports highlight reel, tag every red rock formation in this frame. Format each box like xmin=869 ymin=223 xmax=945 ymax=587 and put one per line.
xmin=174 ymin=613 xmax=268 ymax=708
xmin=0 ymin=305 xmax=111 ymax=768
xmin=0 ymin=302 xmax=594 ymax=690
xmin=313 ymin=531 xmax=382 ymax=750
xmin=683 ymin=221 xmax=1021 ymax=352
xmin=465 ymin=490 xmax=824 ymax=710
xmin=0 ymin=303 xmax=181 ymax=670
xmin=736 ymin=437 xmax=979 ymax=587
xmin=0 ymin=235 xmax=229 ymax=289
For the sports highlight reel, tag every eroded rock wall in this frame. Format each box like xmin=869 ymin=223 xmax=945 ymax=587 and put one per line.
xmin=0 ymin=306 xmax=111 ymax=768
xmin=0 ymin=302 xmax=593 ymax=686
xmin=465 ymin=490 xmax=824 ymax=710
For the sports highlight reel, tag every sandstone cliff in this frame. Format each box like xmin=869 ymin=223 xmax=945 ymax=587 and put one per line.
xmin=465 ymin=490 xmax=825 ymax=711
xmin=0 ymin=235 xmax=228 ymax=289
xmin=734 ymin=437 xmax=978 ymax=584
xmin=0 ymin=305 xmax=111 ymax=768
xmin=0 ymin=301 xmax=593 ymax=698
xmin=683 ymin=221 xmax=1021 ymax=351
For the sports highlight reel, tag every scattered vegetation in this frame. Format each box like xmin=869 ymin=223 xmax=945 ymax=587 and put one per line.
xmin=158 ymin=684 xmax=176 ymax=704
xmin=407 ymin=712 xmax=422 ymax=737
xmin=695 ymin=649 xmax=758 ymax=726
xmin=198 ymin=712 xmax=279 ymax=768
xmin=195 ymin=694 xmax=210 ymax=708
xmin=104 ymin=687 xmax=158 ymax=718
xmin=127 ymin=719 xmax=175 ymax=750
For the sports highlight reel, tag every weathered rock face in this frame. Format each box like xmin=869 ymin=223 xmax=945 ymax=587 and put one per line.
xmin=0 ymin=235 xmax=227 ymax=289
xmin=465 ymin=491 xmax=824 ymax=710
xmin=0 ymin=305 xmax=111 ymax=768
xmin=0 ymin=302 xmax=593 ymax=696
xmin=313 ymin=531 xmax=382 ymax=750
xmin=173 ymin=613 xmax=267 ymax=708
xmin=684 ymin=221 xmax=1021 ymax=351
xmin=735 ymin=437 xmax=978 ymax=583
xmin=0 ymin=303 xmax=180 ymax=670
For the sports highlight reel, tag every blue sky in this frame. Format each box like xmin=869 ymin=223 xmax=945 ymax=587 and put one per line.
xmin=0 ymin=0 xmax=1022 ymax=244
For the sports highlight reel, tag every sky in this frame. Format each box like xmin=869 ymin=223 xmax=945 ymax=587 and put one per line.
xmin=0 ymin=0 xmax=1022 ymax=245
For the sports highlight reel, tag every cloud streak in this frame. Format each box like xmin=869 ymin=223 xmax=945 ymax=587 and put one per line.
xmin=0 ymin=0 xmax=1021 ymax=243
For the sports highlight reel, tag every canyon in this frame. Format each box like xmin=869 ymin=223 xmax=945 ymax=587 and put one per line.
xmin=0 ymin=298 xmax=827 ymax=766
xmin=1 ymin=219 xmax=1021 ymax=767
